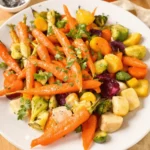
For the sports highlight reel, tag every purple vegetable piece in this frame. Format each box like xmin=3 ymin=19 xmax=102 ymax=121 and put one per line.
xmin=56 ymin=93 xmax=69 ymax=106
xmin=97 ymin=73 xmax=120 ymax=98
xmin=90 ymin=29 xmax=102 ymax=37
xmin=110 ymin=41 xmax=125 ymax=53
xmin=6 ymin=93 xmax=21 ymax=100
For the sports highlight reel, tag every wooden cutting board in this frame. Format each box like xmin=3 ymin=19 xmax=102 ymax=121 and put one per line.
xmin=0 ymin=0 xmax=150 ymax=150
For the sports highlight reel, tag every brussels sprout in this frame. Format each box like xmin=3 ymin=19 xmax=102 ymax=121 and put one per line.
xmin=111 ymin=24 xmax=129 ymax=42
xmin=116 ymin=71 xmax=131 ymax=81
xmin=94 ymin=14 xmax=108 ymax=27
xmin=125 ymin=45 xmax=146 ymax=59
xmin=93 ymin=131 xmax=108 ymax=143
xmin=49 ymin=96 xmax=58 ymax=111
xmin=30 ymin=96 xmax=48 ymax=121
xmin=123 ymin=33 xmax=141 ymax=46
xmin=29 ymin=110 xmax=49 ymax=130
xmin=96 ymin=100 xmax=112 ymax=115
xmin=94 ymin=59 xmax=108 ymax=74
xmin=10 ymin=43 xmax=22 ymax=59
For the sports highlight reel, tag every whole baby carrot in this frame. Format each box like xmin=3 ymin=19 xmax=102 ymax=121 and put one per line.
xmin=82 ymin=115 xmax=97 ymax=150
xmin=31 ymin=107 xmax=90 ymax=147
xmin=19 ymin=80 xmax=101 ymax=96
xmin=0 ymin=41 xmax=21 ymax=73
xmin=63 ymin=5 xmax=77 ymax=29
xmin=7 ymin=24 xmax=19 ymax=43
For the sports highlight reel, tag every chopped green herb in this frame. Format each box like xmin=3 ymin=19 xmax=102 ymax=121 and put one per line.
xmin=97 ymin=52 xmax=103 ymax=60
xmin=69 ymin=83 xmax=74 ymax=87
xmin=0 ymin=62 xmax=7 ymax=69
xmin=75 ymin=125 xmax=82 ymax=133
xmin=47 ymin=26 xmax=53 ymax=35
xmin=66 ymin=58 xmax=76 ymax=68
xmin=65 ymin=104 xmax=71 ymax=110
xmin=34 ymin=70 xmax=52 ymax=85
xmin=54 ymin=11 xmax=61 ymax=23
xmin=74 ymin=48 xmax=82 ymax=59
xmin=54 ymin=80 xmax=62 ymax=86
xmin=61 ymin=68 xmax=68 ymax=73
xmin=55 ymin=52 xmax=64 ymax=60
xmin=56 ymin=19 xmax=67 ymax=28
xmin=17 ymin=97 xmax=31 ymax=120
xmin=78 ymin=58 xmax=87 ymax=70
xmin=63 ymin=75 xmax=69 ymax=82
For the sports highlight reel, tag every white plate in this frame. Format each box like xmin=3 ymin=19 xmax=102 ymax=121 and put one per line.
xmin=0 ymin=0 xmax=150 ymax=150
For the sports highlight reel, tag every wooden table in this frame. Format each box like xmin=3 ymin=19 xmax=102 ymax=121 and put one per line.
xmin=0 ymin=0 xmax=150 ymax=150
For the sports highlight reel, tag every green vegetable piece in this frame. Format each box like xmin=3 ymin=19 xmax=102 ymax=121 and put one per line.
xmin=67 ymin=24 xmax=90 ymax=39
xmin=94 ymin=59 xmax=107 ymax=74
xmin=116 ymin=71 xmax=131 ymax=81
xmin=30 ymin=96 xmax=48 ymax=121
xmin=10 ymin=43 xmax=22 ymax=59
xmin=34 ymin=70 xmax=52 ymax=85
xmin=125 ymin=45 xmax=146 ymax=59
xmin=96 ymin=100 xmax=112 ymax=115
xmin=0 ymin=62 xmax=7 ymax=69
xmin=17 ymin=97 xmax=31 ymax=120
xmin=97 ymin=52 xmax=103 ymax=60
xmin=49 ymin=96 xmax=58 ymax=111
xmin=111 ymin=24 xmax=129 ymax=42
xmin=94 ymin=14 xmax=108 ymax=27
xmin=29 ymin=110 xmax=49 ymax=130
xmin=93 ymin=131 xmax=108 ymax=143
xmin=75 ymin=125 xmax=82 ymax=133
xmin=56 ymin=19 xmax=67 ymax=28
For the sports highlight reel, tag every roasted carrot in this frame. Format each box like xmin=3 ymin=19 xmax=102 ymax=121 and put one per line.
xmin=47 ymin=35 xmax=59 ymax=44
xmin=19 ymin=80 xmax=101 ymax=96
xmin=32 ymin=29 xmax=63 ymax=55
xmin=59 ymin=23 xmax=70 ymax=33
xmin=0 ymin=41 xmax=21 ymax=73
xmin=4 ymin=74 xmax=17 ymax=88
xmin=82 ymin=70 xmax=92 ymax=80
xmin=31 ymin=107 xmax=90 ymax=147
xmin=29 ymin=58 xmax=70 ymax=82
xmin=52 ymin=60 xmax=64 ymax=68
xmin=128 ymin=67 xmax=148 ymax=79
xmin=34 ymin=81 xmax=42 ymax=88
xmin=37 ymin=44 xmax=51 ymax=63
xmin=101 ymin=29 xmax=112 ymax=42
xmin=17 ymin=18 xmax=31 ymax=57
xmin=94 ymin=87 xmax=101 ymax=93
xmin=52 ymin=25 xmax=82 ymax=91
xmin=63 ymin=5 xmax=77 ymax=29
xmin=73 ymin=39 xmax=96 ymax=77
xmin=0 ymin=79 xmax=24 ymax=96
xmin=8 ymin=24 xmax=19 ymax=43
xmin=122 ymin=56 xmax=147 ymax=68
xmin=17 ymin=68 xmax=26 ymax=79
xmin=48 ymin=76 xmax=55 ymax=84
xmin=92 ymin=7 xmax=97 ymax=15
xmin=91 ymin=52 xmax=98 ymax=62
xmin=25 ymin=61 xmax=36 ymax=99
xmin=44 ymin=113 xmax=57 ymax=132
xmin=82 ymin=115 xmax=97 ymax=150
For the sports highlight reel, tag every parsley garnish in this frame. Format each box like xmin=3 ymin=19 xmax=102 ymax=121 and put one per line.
xmin=17 ymin=97 xmax=31 ymax=120
xmin=54 ymin=80 xmax=62 ymax=86
xmin=66 ymin=24 xmax=90 ymax=39
xmin=56 ymin=19 xmax=67 ymax=28
xmin=63 ymin=75 xmax=69 ymax=82
xmin=55 ymin=52 xmax=64 ymax=60
xmin=78 ymin=58 xmax=87 ymax=70
xmin=66 ymin=58 xmax=76 ymax=68
xmin=74 ymin=48 xmax=82 ymax=58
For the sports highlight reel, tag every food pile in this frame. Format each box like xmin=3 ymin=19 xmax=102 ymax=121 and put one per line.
xmin=0 ymin=5 xmax=149 ymax=150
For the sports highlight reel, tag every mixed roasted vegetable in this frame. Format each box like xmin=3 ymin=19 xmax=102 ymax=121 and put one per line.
xmin=0 ymin=4 xmax=149 ymax=150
